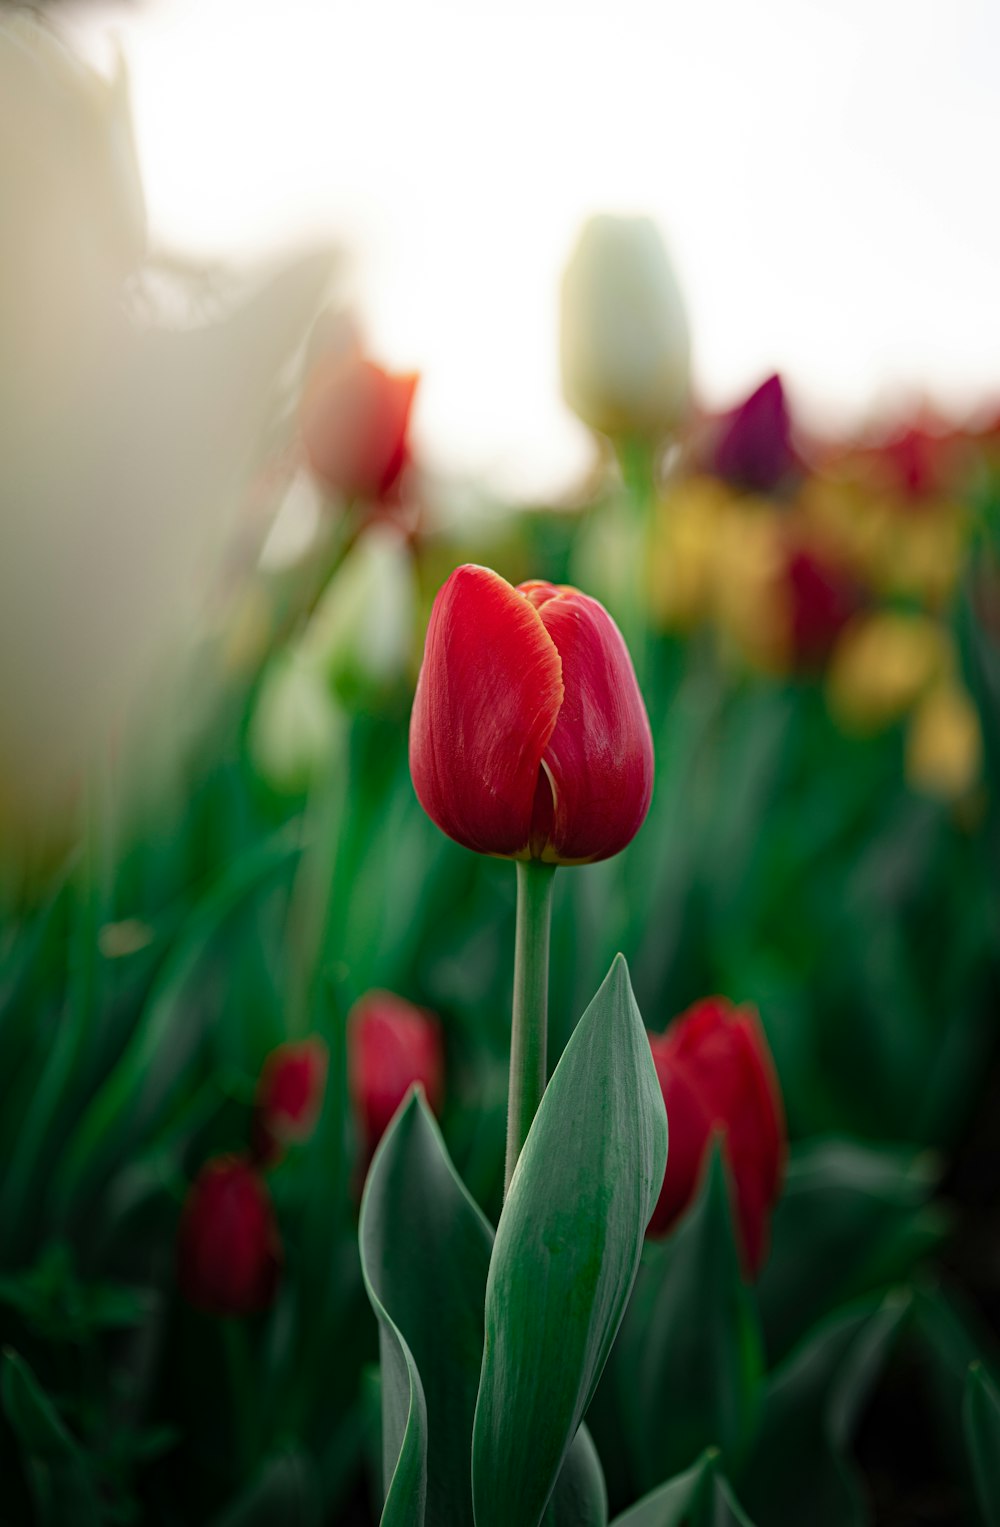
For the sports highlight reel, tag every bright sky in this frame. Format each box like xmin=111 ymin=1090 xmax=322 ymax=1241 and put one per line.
xmin=73 ymin=0 xmax=1000 ymax=498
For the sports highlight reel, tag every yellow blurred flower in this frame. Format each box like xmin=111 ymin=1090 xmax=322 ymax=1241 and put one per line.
xmin=708 ymin=499 xmax=788 ymax=672
xmin=826 ymin=612 xmax=953 ymax=733
xmin=648 ymin=475 xmax=732 ymax=631
xmin=905 ymin=682 xmax=983 ymax=802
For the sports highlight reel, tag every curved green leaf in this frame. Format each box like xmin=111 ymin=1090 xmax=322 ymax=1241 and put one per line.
xmin=472 ymin=954 xmax=667 ymax=1527
xmin=358 ymin=1103 xmax=431 ymax=1526
xmin=358 ymin=1089 xmax=604 ymax=1525
xmin=965 ymin=1361 xmax=1000 ymax=1526
xmin=616 ymin=1145 xmax=764 ymax=1489
xmin=2 ymin=1348 xmax=101 ymax=1526
xmin=611 ymin=1451 xmax=756 ymax=1527
xmin=738 ymin=1291 xmax=909 ymax=1527
xmin=210 ymin=1449 xmax=322 ymax=1527
xmin=546 ymin=1424 xmax=608 ymax=1527
xmin=358 ymin=1090 xmax=492 ymax=1524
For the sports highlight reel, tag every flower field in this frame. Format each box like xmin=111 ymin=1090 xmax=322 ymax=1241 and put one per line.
xmin=2 ymin=11 xmax=1000 ymax=1526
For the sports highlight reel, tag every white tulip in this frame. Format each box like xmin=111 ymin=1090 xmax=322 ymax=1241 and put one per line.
xmin=302 ymin=524 xmax=416 ymax=705
xmin=560 ymin=214 xmax=691 ymax=442
xmin=0 ymin=16 xmax=331 ymax=843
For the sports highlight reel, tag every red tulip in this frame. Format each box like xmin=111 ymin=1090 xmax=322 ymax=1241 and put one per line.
xmin=301 ymin=348 xmax=418 ymax=503
xmin=646 ymin=998 xmax=785 ymax=1278
xmin=176 ymin=1156 xmax=281 ymax=1317
xmin=251 ymin=1036 xmax=328 ymax=1166
xmin=782 ymin=537 xmax=862 ymax=671
xmin=348 ymin=992 xmax=444 ymax=1153
xmin=409 ymin=565 xmax=653 ymax=864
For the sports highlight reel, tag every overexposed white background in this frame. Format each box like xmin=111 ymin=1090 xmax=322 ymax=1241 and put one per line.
xmin=72 ymin=0 xmax=1000 ymax=497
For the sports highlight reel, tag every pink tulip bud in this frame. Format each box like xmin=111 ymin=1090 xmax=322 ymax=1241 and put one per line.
xmin=647 ymin=998 xmax=785 ymax=1278
xmin=177 ymin=1156 xmax=281 ymax=1317
xmin=409 ymin=565 xmax=653 ymax=864
xmin=301 ymin=347 xmax=418 ymax=504
xmin=348 ymin=992 xmax=444 ymax=1154
xmin=251 ymin=1036 xmax=328 ymax=1166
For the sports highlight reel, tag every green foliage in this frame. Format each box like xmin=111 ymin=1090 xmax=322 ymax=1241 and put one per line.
xmin=965 ymin=1362 xmax=1000 ymax=1526
xmin=613 ymin=1148 xmax=764 ymax=1490
xmin=472 ymin=956 xmax=666 ymax=1527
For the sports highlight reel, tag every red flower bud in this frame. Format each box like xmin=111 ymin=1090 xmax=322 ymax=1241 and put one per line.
xmin=348 ymin=992 xmax=444 ymax=1153
xmin=176 ymin=1156 xmax=281 ymax=1317
xmin=782 ymin=537 xmax=862 ymax=671
xmin=711 ymin=374 xmax=797 ymax=493
xmin=251 ymin=1036 xmax=328 ymax=1167
xmin=409 ymin=565 xmax=653 ymax=864
xmin=646 ymin=998 xmax=785 ymax=1278
xmin=301 ymin=349 xmax=418 ymax=503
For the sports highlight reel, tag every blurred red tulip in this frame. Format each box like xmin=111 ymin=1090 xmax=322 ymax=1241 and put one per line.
xmin=782 ymin=537 xmax=863 ymax=671
xmin=711 ymin=374 xmax=797 ymax=493
xmin=348 ymin=992 xmax=445 ymax=1154
xmin=647 ymin=998 xmax=785 ymax=1278
xmin=252 ymin=1036 xmax=328 ymax=1166
xmin=301 ymin=349 xmax=418 ymax=503
xmin=410 ymin=565 xmax=653 ymax=864
xmin=176 ymin=1156 xmax=281 ymax=1317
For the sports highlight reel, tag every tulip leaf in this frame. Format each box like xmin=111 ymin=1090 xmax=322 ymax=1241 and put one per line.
xmin=209 ymin=1449 xmax=322 ymax=1527
xmin=965 ymin=1362 xmax=1000 ymax=1525
xmin=757 ymin=1138 xmax=945 ymax=1364
xmin=610 ymin=1450 xmax=756 ymax=1527
xmin=614 ymin=1144 xmax=764 ymax=1491
xmin=1 ymin=1348 xmax=101 ymax=1526
xmin=472 ymin=954 xmax=668 ymax=1527
xmin=546 ymin=1424 xmax=609 ymax=1527
xmin=738 ymin=1291 xmax=910 ymax=1527
xmin=358 ymin=1087 xmax=608 ymax=1525
xmin=359 ymin=1089 xmax=491 ymax=1523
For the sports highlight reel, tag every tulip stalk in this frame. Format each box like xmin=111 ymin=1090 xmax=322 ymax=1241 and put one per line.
xmin=504 ymin=859 xmax=557 ymax=1194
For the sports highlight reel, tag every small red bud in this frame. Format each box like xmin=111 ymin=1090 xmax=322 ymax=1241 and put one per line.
xmin=251 ymin=1036 xmax=328 ymax=1167
xmin=176 ymin=1156 xmax=281 ymax=1317
xmin=647 ymin=997 xmax=785 ymax=1279
xmin=348 ymin=992 xmax=444 ymax=1155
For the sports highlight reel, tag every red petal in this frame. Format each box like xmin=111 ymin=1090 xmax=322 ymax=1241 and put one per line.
xmin=409 ymin=566 xmax=564 ymax=857
xmin=532 ymin=589 xmax=653 ymax=863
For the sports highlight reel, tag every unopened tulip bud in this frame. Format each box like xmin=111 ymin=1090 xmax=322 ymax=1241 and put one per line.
xmin=301 ymin=524 xmax=416 ymax=707
xmin=710 ymin=374 xmax=797 ymax=493
xmin=177 ymin=1156 xmax=281 ymax=1317
xmin=348 ymin=992 xmax=444 ymax=1154
xmin=252 ymin=1037 xmax=328 ymax=1166
xmin=560 ymin=214 xmax=690 ymax=442
xmin=301 ymin=337 xmax=418 ymax=504
xmin=410 ymin=565 xmax=653 ymax=864
xmin=248 ymin=650 xmax=344 ymax=794
xmin=647 ymin=998 xmax=785 ymax=1279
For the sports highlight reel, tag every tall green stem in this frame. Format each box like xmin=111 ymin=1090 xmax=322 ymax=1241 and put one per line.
xmin=504 ymin=859 xmax=557 ymax=1195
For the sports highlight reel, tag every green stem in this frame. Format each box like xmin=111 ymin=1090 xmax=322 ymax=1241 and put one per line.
xmin=504 ymin=860 xmax=557 ymax=1195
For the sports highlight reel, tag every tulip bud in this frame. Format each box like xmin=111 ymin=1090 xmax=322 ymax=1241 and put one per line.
xmin=710 ymin=374 xmax=797 ymax=494
xmin=647 ymin=998 xmax=785 ymax=1279
xmin=301 ymin=524 xmax=416 ymax=708
xmin=410 ymin=565 xmax=653 ymax=864
xmin=560 ymin=214 xmax=690 ymax=442
xmin=248 ymin=650 xmax=345 ymax=794
xmin=176 ymin=1156 xmax=281 ymax=1317
xmin=300 ymin=332 xmax=418 ymax=504
xmin=348 ymin=992 xmax=444 ymax=1154
xmin=252 ymin=1037 xmax=328 ymax=1167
